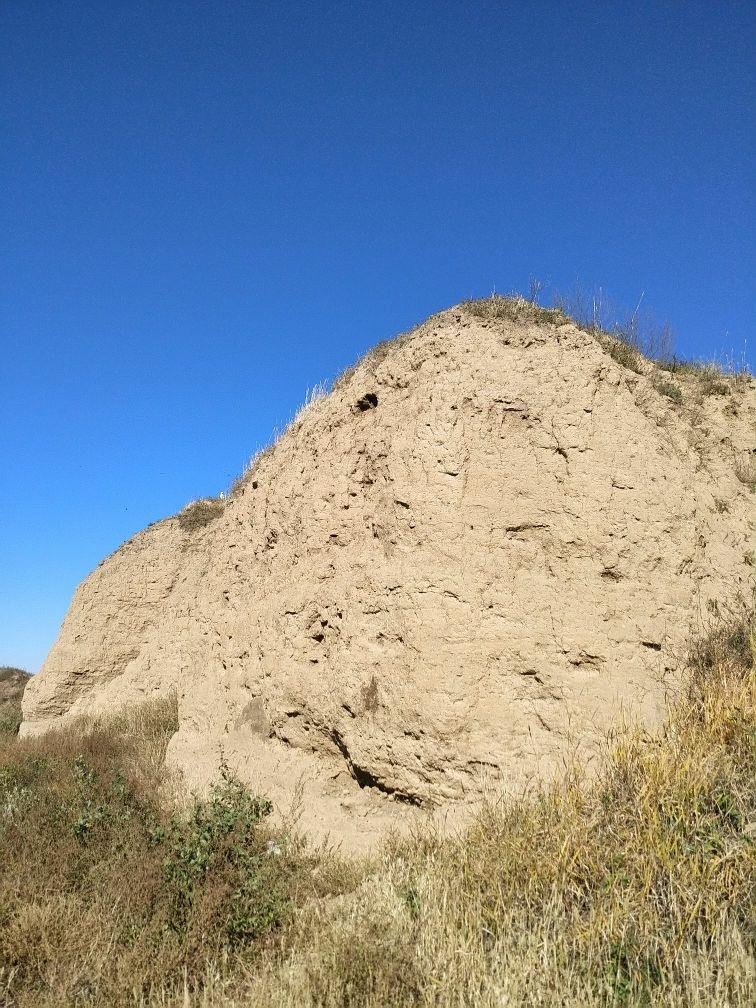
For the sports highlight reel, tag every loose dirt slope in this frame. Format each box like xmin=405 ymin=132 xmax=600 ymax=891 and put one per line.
xmin=22 ymin=301 xmax=756 ymax=848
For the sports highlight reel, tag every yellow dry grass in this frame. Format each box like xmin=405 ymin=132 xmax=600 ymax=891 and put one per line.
xmin=1 ymin=603 xmax=754 ymax=1007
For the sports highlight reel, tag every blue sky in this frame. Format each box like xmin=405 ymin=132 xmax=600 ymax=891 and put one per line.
xmin=2 ymin=1 xmax=754 ymax=672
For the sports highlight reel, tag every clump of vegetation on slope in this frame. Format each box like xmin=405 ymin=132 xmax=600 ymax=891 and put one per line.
xmin=461 ymin=292 xmax=571 ymax=327
xmin=551 ymin=284 xmax=752 ymax=389
xmin=177 ymin=497 xmax=226 ymax=532
xmin=1 ymin=604 xmax=754 ymax=1007
xmin=0 ymin=666 xmax=29 ymax=736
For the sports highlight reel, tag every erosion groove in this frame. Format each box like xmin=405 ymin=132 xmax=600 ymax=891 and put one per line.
xmin=330 ymin=728 xmax=423 ymax=806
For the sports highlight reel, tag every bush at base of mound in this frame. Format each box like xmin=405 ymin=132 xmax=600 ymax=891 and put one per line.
xmin=0 ymin=697 xmax=361 ymax=1005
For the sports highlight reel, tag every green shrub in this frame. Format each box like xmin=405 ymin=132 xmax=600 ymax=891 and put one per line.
xmin=0 ymin=699 xmax=357 ymax=1006
xmin=158 ymin=770 xmax=288 ymax=945
xmin=2 ymin=607 xmax=754 ymax=1007
xmin=654 ymin=379 xmax=683 ymax=404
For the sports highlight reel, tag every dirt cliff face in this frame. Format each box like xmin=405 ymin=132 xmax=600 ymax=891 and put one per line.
xmin=21 ymin=303 xmax=756 ymax=848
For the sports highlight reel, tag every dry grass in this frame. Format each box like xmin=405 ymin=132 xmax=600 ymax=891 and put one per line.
xmin=0 ymin=697 xmax=360 ymax=1007
xmin=0 ymin=667 xmax=28 ymax=736
xmin=2 ymin=602 xmax=754 ymax=1007
xmin=658 ymin=357 xmax=748 ymax=390
xmin=185 ymin=601 xmax=752 ymax=1008
xmin=228 ymin=446 xmax=273 ymax=499
xmin=227 ymin=384 xmax=328 ymax=499
xmin=177 ymin=498 xmax=226 ymax=533
xmin=653 ymin=378 xmax=684 ymax=404
xmin=549 ymin=284 xmax=754 ymax=390
xmin=215 ymin=292 xmax=752 ymax=506
xmin=599 ymin=335 xmax=644 ymax=373
xmin=462 ymin=292 xmax=570 ymax=327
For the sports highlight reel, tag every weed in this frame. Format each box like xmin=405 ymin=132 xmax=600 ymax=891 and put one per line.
xmin=600 ymin=335 xmax=644 ymax=373
xmin=177 ymin=497 xmax=225 ymax=532
xmin=0 ymin=693 xmax=363 ymax=1006
xmin=654 ymin=379 xmax=683 ymax=404
xmin=657 ymin=359 xmax=735 ymax=397
xmin=462 ymin=292 xmax=570 ymax=327
xmin=0 ymin=709 xmax=22 ymax=736
xmin=0 ymin=666 xmax=28 ymax=736
xmin=158 ymin=769 xmax=285 ymax=945
xmin=212 ymin=601 xmax=753 ymax=1008
xmin=701 ymin=378 xmax=731 ymax=396
xmin=554 ymin=283 xmax=675 ymax=361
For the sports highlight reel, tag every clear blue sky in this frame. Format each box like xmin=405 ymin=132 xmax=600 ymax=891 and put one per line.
xmin=2 ymin=1 xmax=754 ymax=672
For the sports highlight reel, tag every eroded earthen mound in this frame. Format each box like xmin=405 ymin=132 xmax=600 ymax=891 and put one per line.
xmin=22 ymin=302 xmax=756 ymax=848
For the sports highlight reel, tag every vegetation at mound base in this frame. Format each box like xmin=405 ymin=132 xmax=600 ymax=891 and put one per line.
xmin=1 ymin=600 xmax=754 ymax=1007
xmin=0 ymin=666 xmax=29 ymax=736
